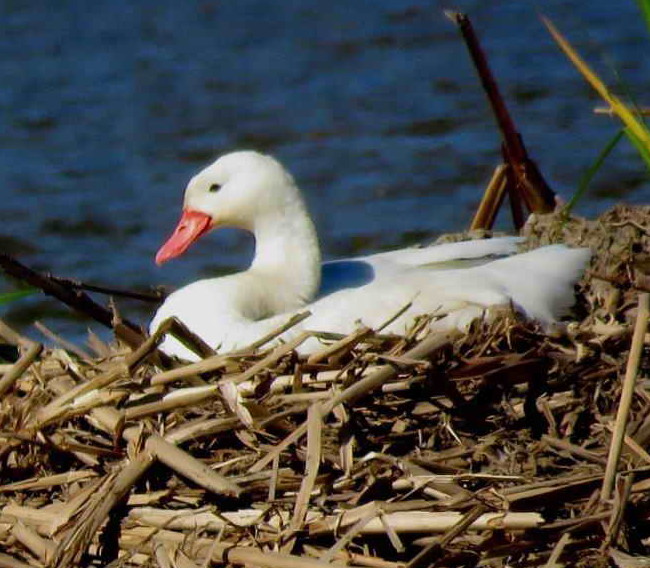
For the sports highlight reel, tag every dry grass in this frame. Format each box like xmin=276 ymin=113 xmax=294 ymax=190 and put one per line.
xmin=0 ymin=205 xmax=648 ymax=568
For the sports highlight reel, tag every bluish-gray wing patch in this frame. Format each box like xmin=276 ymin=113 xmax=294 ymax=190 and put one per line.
xmin=318 ymin=260 xmax=375 ymax=299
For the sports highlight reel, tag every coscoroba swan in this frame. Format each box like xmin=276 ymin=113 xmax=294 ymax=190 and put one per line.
xmin=150 ymin=151 xmax=590 ymax=360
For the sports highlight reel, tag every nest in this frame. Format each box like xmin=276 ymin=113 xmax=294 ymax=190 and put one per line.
xmin=0 ymin=205 xmax=649 ymax=568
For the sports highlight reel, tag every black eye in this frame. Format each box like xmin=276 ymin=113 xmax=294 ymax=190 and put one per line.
xmin=208 ymin=183 xmax=221 ymax=193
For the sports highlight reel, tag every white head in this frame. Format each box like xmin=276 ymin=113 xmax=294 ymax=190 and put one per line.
xmin=184 ymin=151 xmax=301 ymax=230
xmin=156 ymin=151 xmax=305 ymax=265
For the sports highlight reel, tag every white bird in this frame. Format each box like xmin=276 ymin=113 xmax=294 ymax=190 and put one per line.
xmin=150 ymin=151 xmax=590 ymax=360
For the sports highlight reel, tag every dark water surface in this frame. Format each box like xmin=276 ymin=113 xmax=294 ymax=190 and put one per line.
xmin=1 ymin=1 xmax=649 ymax=340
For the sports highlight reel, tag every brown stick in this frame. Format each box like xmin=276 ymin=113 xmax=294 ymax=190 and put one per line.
xmin=0 ymin=253 xmax=145 ymax=348
xmin=46 ymin=274 xmax=165 ymax=303
xmin=448 ymin=12 xmax=556 ymax=221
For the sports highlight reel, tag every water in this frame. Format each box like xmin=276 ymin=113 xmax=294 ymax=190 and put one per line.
xmin=1 ymin=1 xmax=649 ymax=341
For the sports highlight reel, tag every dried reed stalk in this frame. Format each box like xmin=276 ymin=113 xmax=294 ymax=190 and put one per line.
xmin=311 ymin=510 xmax=543 ymax=536
xmin=145 ymin=433 xmax=242 ymax=497
xmin=0 ymin=343 xmax=42 ymax=398
xmin=601 ymin=293 xmax=649 ymax=501
xmin=51 ymin=451 xmax=154 ymax=567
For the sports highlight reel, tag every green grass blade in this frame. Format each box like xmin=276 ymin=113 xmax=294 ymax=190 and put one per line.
xmin=0 ymin=289 xmax=38 ymax=305
xmin=543 ymin=17 xmax=650 ymax=150
xmin=635 ymin=0 xmax=650 ymax=34
xmin=566 ymin=129 xmax=625 ymax=214
xmin=624 ymin=126 xmax=650 ymax=172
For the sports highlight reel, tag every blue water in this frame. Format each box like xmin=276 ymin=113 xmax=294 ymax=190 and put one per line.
xmin=1 ymin=1 xmax=649 ymax=339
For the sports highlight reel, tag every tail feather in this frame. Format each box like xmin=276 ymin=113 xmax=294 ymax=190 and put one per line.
xmin=483 ymin=245 xmax=591 ymax=323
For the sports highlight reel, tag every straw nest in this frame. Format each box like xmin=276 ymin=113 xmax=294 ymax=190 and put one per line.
xmin=0 ymin=205 xmax=648 ymax=568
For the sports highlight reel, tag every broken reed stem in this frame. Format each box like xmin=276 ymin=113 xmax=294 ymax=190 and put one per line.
xmin=0 ymin=343 xmax=42 ymax=398
xmin=321 ymin=509 xmax=381 ymax=563
xmin=243 ymin=310 xmax=312 ymax=351
xmin=603 ymin=472 xmax=634 ymax=551
xmin=0 ymin=471 xmax=97 ymax=493
xmin=470 ymin=164 xmax=509 ymax=231
xmin=164 ymin=316 xmax=216 ymax=359
xmin=544 ymin=531 xmax=571 ymax=568
xmin=289 ymin=405 xmax=322 ymax=533
xmin=306 ymin=326 xmax=371 ymax=365
xmin=303 ymin=547 xmax=403 ymax=568
xmin=90 ymin=403 xmax=243 ymax=497
xmin=60 ymin=392 xmax=242 ymax=499
xmin=128 ymin=507 xmax=272 ymax=532
xmin=164 ymin=416 xmax=241 ymax=445
xmin=37 ymin=322 xmax=179 ymax=428
xmin=52 ymin=451 xmax=154 ymax=568
xmin=227 ymin=331 xmax=313 ymax=385
xmin=11 ymin=521 xmax=56 ymax=564
xmin=311 ymin=510 xmax=543 ymax=537
xmin=150 ymin=354 xmax=229 ymax=386
xmin=34 ymin=364 xmax=130 ymax=428
xmin=601 ymin=292 xmax=649 ymax=502
xmin=152 ymin=543 xmax=173 ymax=568
xmin=145 ymin=433 xmax=242 ymax=498
xmin=151 ymin=326 xmax=312 ymax=388
xmin=124 ymin=385 xmax=219 ymax=420
xmin=125 ymin=319 xmax=174 ymax=368
xmin=38 ymin=323 xmax=168 ymax=422
xmin=33 ymin=321 xmax=93 ymax=361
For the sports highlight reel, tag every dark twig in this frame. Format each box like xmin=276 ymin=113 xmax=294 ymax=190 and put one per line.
xmin=448 ymin=12 xmax=556 ymax=229
xmin=0 ymin=254 xmax=145 ymax=348
xmin=46 ymin=275 xmax=165 ymax=303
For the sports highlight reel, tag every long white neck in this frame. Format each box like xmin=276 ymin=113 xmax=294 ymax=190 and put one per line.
xmin=247 ymin=197 xmax=321 ymax=316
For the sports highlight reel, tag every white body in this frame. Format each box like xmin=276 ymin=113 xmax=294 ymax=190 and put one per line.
xmin=150 ymin=152 xmax=590 ymax=360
